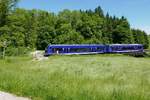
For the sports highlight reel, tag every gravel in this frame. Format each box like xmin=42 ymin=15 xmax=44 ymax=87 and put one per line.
xmin=31 ymin=51 xmax=48 ymax=61
xmin=0 ymin=91 xmax=30 ymax=100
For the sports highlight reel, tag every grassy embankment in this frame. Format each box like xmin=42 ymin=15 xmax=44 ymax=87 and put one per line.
xmin=0 ymin=55 xmax=150 ymax=100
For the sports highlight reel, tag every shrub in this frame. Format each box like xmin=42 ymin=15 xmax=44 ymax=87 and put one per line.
xmin=5 ymin=47 xmax=31 ymax=56
xmin=0 ymin=48 xmax=3 ymax=58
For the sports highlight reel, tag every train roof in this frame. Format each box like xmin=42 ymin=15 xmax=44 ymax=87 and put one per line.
xmin=109 ymin=44 xmax=143 ymax=46
xmin=48 ymin=44 xmax=143 ymax=46
xmin=48 ymin=44 xmax=105 ymax=47
xmin=47 ymin=44 xmax=143 ymax=48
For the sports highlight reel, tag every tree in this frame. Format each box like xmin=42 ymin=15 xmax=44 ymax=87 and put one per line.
xmin=0 ymin=0 xmax=19 ymax=26
xmin=0 ymin=40 xmax=10 ymax=58
xmin=0 ymin=4 xmax=149 ymax=51
xmin=7 ymin=8 xmax=37 ymax=48
xmin=36 ymin=10 xmax=56 ymax=50
xmin=54 ymin=30 xmax=84 ymax=44
xmin=102 ymin=13 xmax=113 ymax=44
xmin=112 ymin=16 xmax=133 ymax=44
xmin=79 ymin=12 xmax=103 ymax=43
xmin=132 ymin=29 xmax=149 ymax=49
xmin=94 ymin=6 xmax=104 ymax=17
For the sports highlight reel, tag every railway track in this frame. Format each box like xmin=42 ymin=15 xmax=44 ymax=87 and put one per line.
xmin=144 ymin=50 xmax=150 ymax=57
xmin=145 ymin=49 xmax=150 ymax=53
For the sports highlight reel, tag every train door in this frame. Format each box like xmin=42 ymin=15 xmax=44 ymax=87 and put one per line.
xmin=52 ymin=48 xmax=59 ymax=54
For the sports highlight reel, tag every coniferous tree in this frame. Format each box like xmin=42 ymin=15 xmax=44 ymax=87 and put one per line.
xmin=94 ymin=6 xmax=104 ymax=17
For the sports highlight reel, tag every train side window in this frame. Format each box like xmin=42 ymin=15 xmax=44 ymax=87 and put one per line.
xmin=97 ymin=47 xmax=104 ymax=51
xmin=70 ymin=48 xmax=90 ymax=52
xmin=112 ymin=46 xmax=120 ymax=51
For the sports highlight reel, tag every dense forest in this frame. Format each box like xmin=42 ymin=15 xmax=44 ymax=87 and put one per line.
xmin=0 ymin=0 xmax=149 ymax=56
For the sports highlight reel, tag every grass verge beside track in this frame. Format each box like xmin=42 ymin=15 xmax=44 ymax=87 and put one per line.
xmin=0 ymin=55 xmax=150 ymax=100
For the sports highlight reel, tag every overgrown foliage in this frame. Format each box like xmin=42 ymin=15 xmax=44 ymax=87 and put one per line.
xmin=0 ymin=1 xmax=149 ymax=53
xmin=149 ymin=35 xmax=150 ymax=49
xmin=0 ymin=55 xmax=150 ymax=100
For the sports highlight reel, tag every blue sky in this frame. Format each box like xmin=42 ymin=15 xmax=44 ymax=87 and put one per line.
xmin=19 ymin=0 xmax=150 ymax=34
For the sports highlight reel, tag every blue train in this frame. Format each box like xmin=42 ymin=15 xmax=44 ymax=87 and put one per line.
xmin=44 ymin=44 xmax=144 ymax=56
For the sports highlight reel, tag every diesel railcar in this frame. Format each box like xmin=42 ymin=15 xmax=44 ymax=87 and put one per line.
xmin=45 ymin=44 xmax=106 ymax=56
xmin=44 ymin=44 xmax=144 ymax=56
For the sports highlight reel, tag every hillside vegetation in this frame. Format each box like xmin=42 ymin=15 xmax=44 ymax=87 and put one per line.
xmin=0 ymin=55 xmax=150 ymax=100
xmin=149 ymin=35 xmax=150 ymax=49
xmin=0 ymin=1 xmax=150 ymax=100
xmin=0 ymin=0 xmax=149 ymax=55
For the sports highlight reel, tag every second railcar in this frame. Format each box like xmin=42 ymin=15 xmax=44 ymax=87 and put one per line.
xmin=108 ymin=44 xmax=144 ymax=53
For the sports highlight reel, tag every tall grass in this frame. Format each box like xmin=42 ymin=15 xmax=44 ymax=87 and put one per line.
xmin=0 ymin=55 xmax=150 ymax=100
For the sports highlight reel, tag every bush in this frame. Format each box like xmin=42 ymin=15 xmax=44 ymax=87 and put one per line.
xmin=5 ymin=47 xmax=31 ymax=56
xmin=0 ymin=48 xmax=3 ymax=59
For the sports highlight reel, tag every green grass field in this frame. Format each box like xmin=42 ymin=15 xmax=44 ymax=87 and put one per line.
xmin=0 ymin=55 xmax=150 ymax=100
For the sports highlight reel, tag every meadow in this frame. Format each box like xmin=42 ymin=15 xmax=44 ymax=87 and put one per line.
xmin=0 ymin=55 xmax=150 ymax=100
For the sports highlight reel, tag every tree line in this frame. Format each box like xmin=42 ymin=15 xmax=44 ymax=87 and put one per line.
xmin=0 ymin=0 xmax=149 ymax=55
